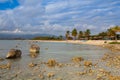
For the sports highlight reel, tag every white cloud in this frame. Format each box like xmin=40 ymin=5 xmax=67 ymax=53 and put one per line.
xmin=13 ymin=28 xmax=22 ymax=33
xmin=0 ymin=28 xmax=23 ymax=34
xmin=45 ymin=0 xmax=93 ymax=14
xmin=0 ymin=0 xmax=120 ymax=35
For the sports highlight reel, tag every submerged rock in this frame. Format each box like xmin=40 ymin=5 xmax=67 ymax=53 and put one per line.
xmin=29 ymin=44 xmax=40 ymax=53
xmin=28 ymin=62 xmax=37 ymax=67
xmin=30 ymin=52 xmax=39 ymax=58
xmin=55 ymin=77 xmax=63 ymax=80
xmin=0 ymin=62 xmax=11 ymax=69
xmin=6 ymin=49 xmax=22 ymax=59
xmin=38 ymin=74 xmax=44 ymax=79
xmin=72 ymin=56 xmax=84 ymax=63
xmin=47 ymin=72 xmax=55 ymax=78
xmin=108 ymin=75 xmax=120 ymax=80
xmin=47 ymin=59 xmax=57 ymax=67
xmin=84 ymin=61 xmax=92 ymax=67
xmin=0 ymin=57 xmax=4 ymax=61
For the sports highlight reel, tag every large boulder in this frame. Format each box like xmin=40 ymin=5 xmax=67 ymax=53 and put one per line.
xmin=6 ymin=49 xmax=22 ymax=59
xmin=29 ymin=44 xmax=40 ymax=53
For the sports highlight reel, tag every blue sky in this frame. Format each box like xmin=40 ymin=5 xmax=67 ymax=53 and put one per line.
xmin=0 ymin=0 xmax=120 ymax=35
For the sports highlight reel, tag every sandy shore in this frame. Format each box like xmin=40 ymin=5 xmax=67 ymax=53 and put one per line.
xmin=30 ymin=40 xmax=120 ymax=46
xmin=29 ymin=40 xmax=120 ymax=51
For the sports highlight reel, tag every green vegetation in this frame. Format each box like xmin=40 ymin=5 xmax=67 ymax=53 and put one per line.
xmin=109 ymin=42 xmax=120 ymax=44
xmin=84 ymin=29 xmax=91 ymax=40
xmin=72 ymin=28 xmax=78 ymax=40
xmin=65 ymin=30 xmax=70 ymax=40
xmin=65 ymin=26 xmax=120 ymax=40
xmin=78 ymin=31 xmax=83 ymax=40
xmin=32 ymin=26 xmax=120 ymax=40
xmin=32 ymin=36 xmax=63 ymax=40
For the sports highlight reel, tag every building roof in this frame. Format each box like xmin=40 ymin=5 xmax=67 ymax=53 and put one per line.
xmin=116 ymin=32 xmax=120 ymax=34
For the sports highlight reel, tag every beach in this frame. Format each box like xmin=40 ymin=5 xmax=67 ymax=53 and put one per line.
xmin=32 ymin=40 xmax=119 ymax=45
xmin=0 ymin=40 xmax=120 ymax=80
xmin=32 ymin=40 xmax=120 ymax=47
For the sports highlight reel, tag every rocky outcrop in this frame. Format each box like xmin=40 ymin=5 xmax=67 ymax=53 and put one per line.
xmin=84 ymin=61 xmax=92 ymax=67
xmin=6 ymin=49 xmax=22 ymax=59
xmin=47 ymin=59 xmax=57 ymax=67
xmin=103 ymin=44 xmax=120 ymax=51
xmin=72 ymin=56 xmax=84 ymax=63
xmin=29 ymin=44 xmax=40 ymax=53
xmin=0 ymin=57 xmax=4 ymax=61
xmin=0 ymin=62 xmax=11 ymax=69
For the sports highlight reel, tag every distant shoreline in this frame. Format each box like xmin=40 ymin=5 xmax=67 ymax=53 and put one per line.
xmin=29 ymin=40 xmax=120 ymax=51
xmin=29 ymin=40 xmax=120 ymax=46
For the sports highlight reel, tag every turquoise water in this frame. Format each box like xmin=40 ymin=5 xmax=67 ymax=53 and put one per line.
xmin=0 ymin=40 xmax=111 ymax=80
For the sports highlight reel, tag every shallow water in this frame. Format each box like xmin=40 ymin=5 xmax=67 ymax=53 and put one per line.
xmin=0 ymin=40 xmax=113 ymax=80
xmin=0 ymin=40 xmax=110 ymax=61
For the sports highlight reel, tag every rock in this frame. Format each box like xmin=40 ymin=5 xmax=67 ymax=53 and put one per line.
xmin=54 ymin=78 xmax=63 ymax=80
xmin=101 ymin=54 xmax=109 ymax=60
xmin=47 ymin=72 xmax=55 ymax=78
xmin=7 ymin=62 xmax=11 ymax=69
xmin=103 ymin=44 xmax=120 ymax=51
xmin=56 ymin=63 xmax=64 ymax=68
xmin=76 ymin=72 xmax=86 ymax=76
xmin=38 ymin=74 xmax=44 ymax=79
xmin=28 ymin=62 xmax=37 ymax=67
xmin=84 ymin=61 xmax=92 ymax=67
xmin=30 ymin=52 xmax=38 ymax=58
xmin=72 ymin=56 xmax=84 ymax=63
xmin=47 ymin=59 xmax=57 ymax=67
xmin=96 ymin=74 xmax=104 ymax=80
xmin=0 ymin=62 xmax=11 ymax=69
xmin=29 ymin=44 xmax=40 ymax=53
xmin=108 ymin=75 xmax=120 ymax=80
xmin=6 ymin=49 xmax=22 ymax=59
xmin=0 ymin=57 xmax=4 ymax=61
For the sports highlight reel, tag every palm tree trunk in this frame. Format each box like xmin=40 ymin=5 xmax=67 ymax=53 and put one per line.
xmin=115 ymin=35 xmax=117 ymax=42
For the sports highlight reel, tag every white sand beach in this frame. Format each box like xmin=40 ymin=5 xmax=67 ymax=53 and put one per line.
xmin=31 ymin=40 xmax=120 ymax=46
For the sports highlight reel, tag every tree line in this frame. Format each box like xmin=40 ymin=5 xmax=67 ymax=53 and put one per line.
xmin=32 ymin=36 xmax=63 ymax=40
xmin=65 ymin=26 xmax=120 ymax=40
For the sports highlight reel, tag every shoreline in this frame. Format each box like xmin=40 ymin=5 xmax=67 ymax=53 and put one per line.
xmin=29 ymin=40 xmax=120 ymax=51
xmin=30 ymin=40 xmax=120 ymax=46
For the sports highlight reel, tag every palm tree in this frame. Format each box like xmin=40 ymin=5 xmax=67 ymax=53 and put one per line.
xmin=65 ymin=30 xmax=70 ymax=40
xmin=59 ymin=35 xmax=63 ymax=40
xmin=111 ymin=26 xmax=120 ymax=32
xmin=78 ymin=31 xmax=83 ymax=40
xmin=84 ymin=29 xmax=91 ymax=40
xmin=72 ymin=28 xmax=78 ymax=40
xmin=111 ymin=26 xmax=120 ymax=40
xmin=107 ymin=29 xmax=116 ymax=40
xmin=98 ymin=32 xmax=107 ymax=39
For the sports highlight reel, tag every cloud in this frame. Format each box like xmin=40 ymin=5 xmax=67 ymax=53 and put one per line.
xmin=0 ymin=0 xmax=120 ymax=35
xmin=0 ymin=28 xmax=23 ymax=34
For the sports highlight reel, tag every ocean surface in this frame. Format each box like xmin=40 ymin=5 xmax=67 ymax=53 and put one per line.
xmin=0 ymin=40 xmax=112 ymax=80
xmin=0 ymin=40 xmax=110 ymax=62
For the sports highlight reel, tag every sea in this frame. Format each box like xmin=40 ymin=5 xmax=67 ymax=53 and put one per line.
xmin=0 ymin=40 xmax=112 ymax=80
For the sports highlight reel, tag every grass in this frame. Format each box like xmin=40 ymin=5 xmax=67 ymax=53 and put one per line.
xmin=109 ymin=42 xmax=120 ymax=44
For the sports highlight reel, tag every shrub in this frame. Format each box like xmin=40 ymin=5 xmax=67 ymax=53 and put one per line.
xmin=109 ymin=42 xmax=120 ymax=44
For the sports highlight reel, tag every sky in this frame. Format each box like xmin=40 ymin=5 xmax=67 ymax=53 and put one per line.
xmin=0 ymin=0 xmax=120 ymax=35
